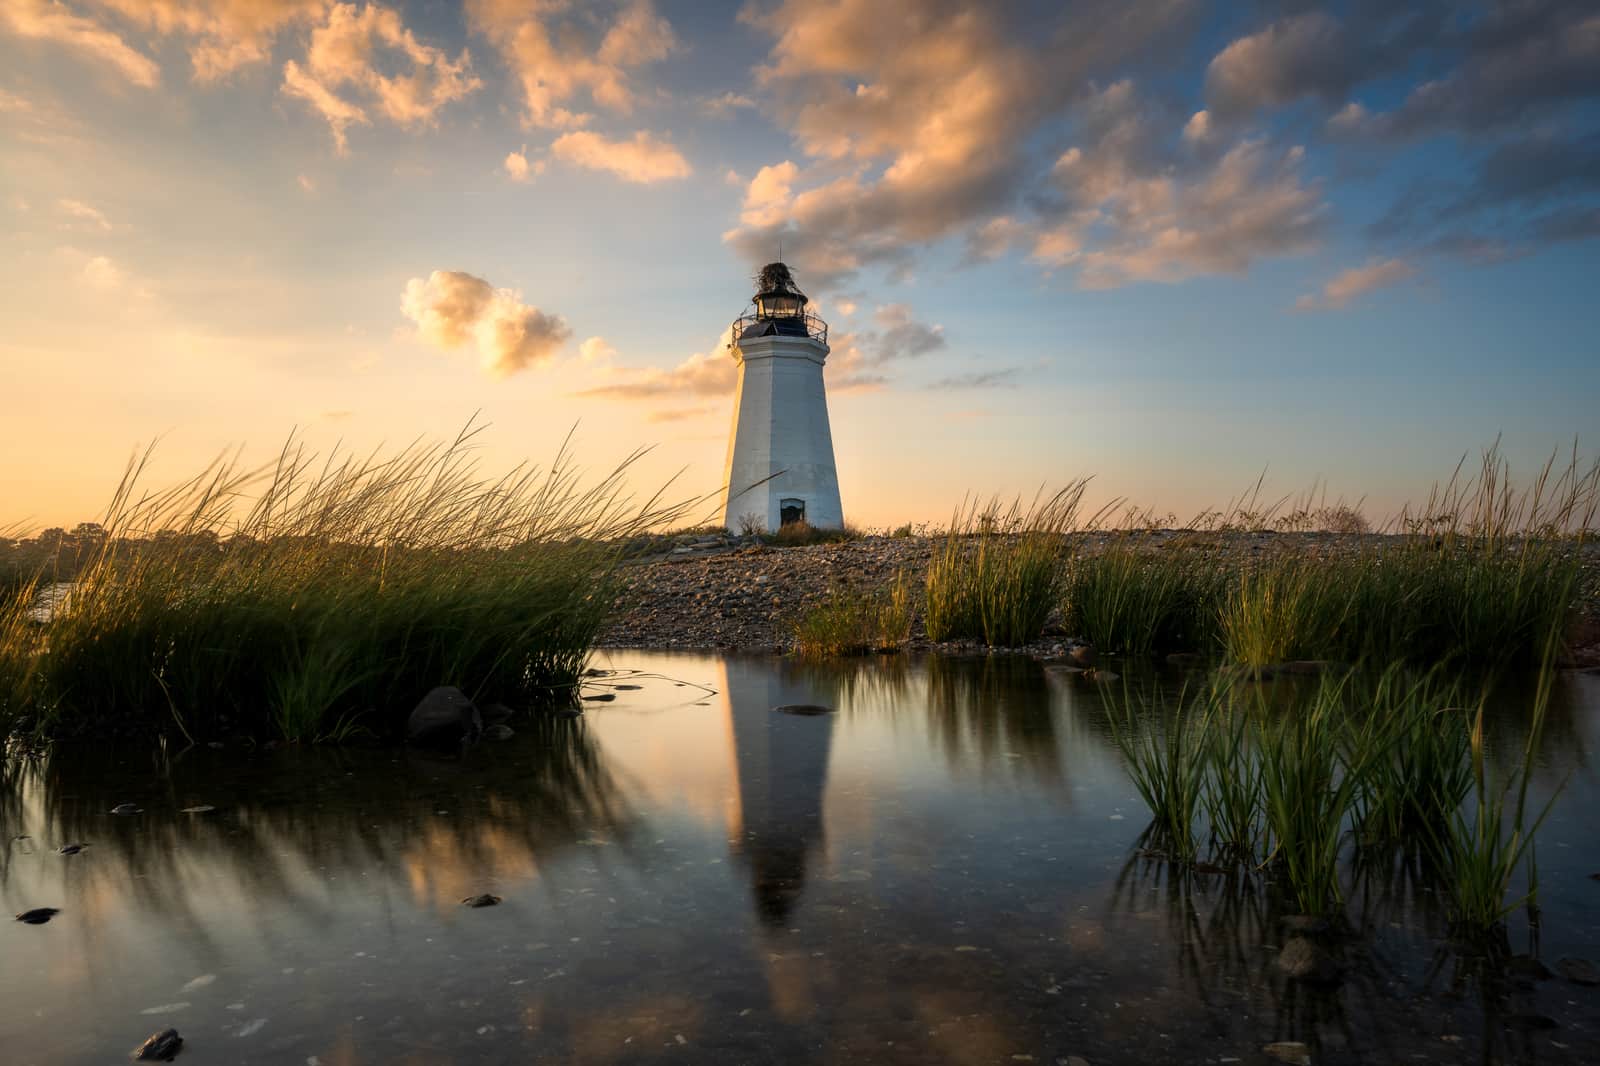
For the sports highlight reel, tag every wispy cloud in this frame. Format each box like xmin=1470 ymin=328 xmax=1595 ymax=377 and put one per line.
xmin=2 ymin=0 xmax=159 ymax=88
xmin=550 ymin=129 xmax=691 ymax=183
xmin=1294 ymin=257 xmax=1416 ymax=311
xmin=923 ymin=368 xmax=1021 ymax=390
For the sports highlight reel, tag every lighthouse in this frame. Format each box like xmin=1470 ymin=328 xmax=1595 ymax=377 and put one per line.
xmin=721 ymin=262 xmax=844 ymax=532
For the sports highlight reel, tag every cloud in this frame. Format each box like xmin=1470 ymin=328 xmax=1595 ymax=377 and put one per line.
xmin=550 ymin=129 xmax=691 ymax=182
xmin=1205 ymin=11 xmax=1355 ymax=117
xmin=578 ymin=336 xmax=616 ymax=362
xmin=503 ymin=146 xmax=544 ymax=182
xmin=575 ymin=330 xmax=736 ymax=400
xmin=923 ymin=368 xmax=1020 ymax=390
xmin=868 ymin=303 xmax=945 ymax=362
xmin=1354 ymin=2 xmax=1600 ymax=138
xmin=80 ymin=254 xmax=123 ymax=289
xmin=1369 ymin=131 xmax=1600 ymax=257
xmin=467 ymin=0 xmax=675 ymax=129
xmin=400 ymin=270 xmax=571 ymax=377
xmin=1036 ymin=83 xmax=1325 ymax=286
xmin=703 ymin=90 xmax=756 ymax=116
xmin=281 ymin=2 xmax=481 ymax=152
xmin=2 ymin=0 xmax=160 ymax=88
xmin=1294 ymin=258 xmax=1416 ymax=311
xmin=722 ymin=0 xmax=1313 ymax=292
xmin=57 ymin=198 xmax=113 ymax=231
xmin=91 ymin=0 xmax=322 ymax=80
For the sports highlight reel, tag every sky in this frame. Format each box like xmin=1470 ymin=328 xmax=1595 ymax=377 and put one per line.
xmin=2 ymin=0 xmax=1597 ymax=532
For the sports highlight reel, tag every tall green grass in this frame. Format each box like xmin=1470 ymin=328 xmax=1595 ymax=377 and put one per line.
xmin=925 ymin=487 xmax=1090 ymax=646
xmin=0 ymin=424 xmax=687 ymax=743
xmin=1105 ymin=684 xmax=1209 ymax=862
xmin=1430 ymin=641 xmax=1564 ymax=938
xmin=1103 ymin=660 xmax=1560 ymax=927
xmin=1063 ymin=540 xmax=1222 ymax=655
xmin=792 ymin=571 xmax=914 ymax=657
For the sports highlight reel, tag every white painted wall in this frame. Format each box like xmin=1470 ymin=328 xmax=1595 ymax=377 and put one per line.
xmin=721 ymin=333 xmax=844 ymax=531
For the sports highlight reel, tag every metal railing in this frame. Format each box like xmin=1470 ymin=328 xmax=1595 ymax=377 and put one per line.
xmin=730 ymin=310 xmax=829 ymax=346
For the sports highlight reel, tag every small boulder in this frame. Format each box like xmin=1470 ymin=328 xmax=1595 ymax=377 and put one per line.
xmin=582 ymin=692 xmax=617 ymax=702
xmin=1067 ymin=644 xmax=1097 ymax=667
xmin=1277 ymin=936 xmax=1341 ymax=984
xmin=1262 ymin=1041 xmax=1310 ymax=1065
xmin=132 ymin=1028 xmax=183 ymax=1061
xmin=57 ymin=843 xmax=90 ymax=855
xmin=775 ymin=704 xmax=834 ymax=716
xmin=483 ymin=723 xmax=515 ymax=741
xmin=1507 ymin=954 xmax=1552 ymax=980
xmin=1557 ymin=957 xmax=1600 ymax=986
xmin=15 ymin=907 xmax=60 ymax=925
xmin=406 ymin=686 xmax=482 ymax=748
xmin=110 ymin=803 xmax=142 ymax=816
xmin=462 ymin=893 xmax=501 ymax=908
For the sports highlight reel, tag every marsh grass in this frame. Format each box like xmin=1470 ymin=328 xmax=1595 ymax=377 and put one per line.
xmin=1065 ymin=541 xmax=1223 ymax=655
xmin=0 ymin=423 xmax=689 ymax=743
xmin=1255 ymin=673 xmax=1377 ymax=917
xmin=1351 ymin=667 xmax=1473 ymax=847
xmin=1430 ymin=639 xmax=1564 ymax=939
xmin=1201 ymin=701 xmax=1262 ymax=863
xmin=792 ymin=571 xmax=914 ymax=657
xmin=1105 ymin=684 xmax=1210 ymax=863
xmin=1219 ymin=556 xmax=1355 ymax=668
xmin=924 ymin=486 xmax=1094 ymax=646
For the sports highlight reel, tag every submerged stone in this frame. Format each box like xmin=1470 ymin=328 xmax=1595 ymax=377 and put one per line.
xmin=131 ymin=1028 xmax=183 ymax=1061
xmin=110 ymin=804 xmax=142 ymax=816
xmin=483 ymin=723 xmax=515 ymax=741
xmin=1262 ymin=1041 xmax=1310 ymax=1065
xmin=15 ymin=907 xmax=60 ymax=925
xmin=774 ymin=704 xmax=834 ymax=716
xmin=406 ymin=686 xmax=482 ymax=748
xmin=1557 ymin=957 xmax=1600 ymax=986
xmin=57 ymin=843 xmax=89 ymax=855
xmin=1277 ymin=936 xmax=1341 ymax=984
xmin=462 ymin=894 xmax=502 ymax=908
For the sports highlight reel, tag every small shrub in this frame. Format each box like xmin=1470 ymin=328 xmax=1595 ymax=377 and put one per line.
xmin=766 ymin=520 xmax=861 ymax=547
xmin=737 ymin=512 xmax=766 ymax=536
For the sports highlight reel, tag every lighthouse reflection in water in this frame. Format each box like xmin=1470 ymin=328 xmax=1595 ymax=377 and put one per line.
xmin=723 ymin=659 xmax=836 ymax=928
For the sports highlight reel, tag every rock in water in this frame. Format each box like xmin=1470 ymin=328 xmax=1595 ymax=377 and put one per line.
xmin=57 ymin=843 xmax=89 ymax=855
xmin=406 ymin=686 xmax=482 ymax=747
xmin=1067 ymin=644 xmax=1096 ymax=667
xmin=1277 ymin=937 xmax=1341 ymax=984
xmin=1557 ymin=957 xmax=1600 ymax=986
xmin=582 ymin=692 xmax=616 ymax=702
xmin=462 ymin=894 xmax=501 ymax=908
xmin=110 ymin=804 xmax=142 ymax=816
xmin=774 ymin=704 xmax=834 ymax=716
xmin=131 ymin=1028 xmax=183 ymax=1061
xmin=483 ymin=723 xmax=514 ymax=741
xmin=15 ymin=908 xmax=61 ymax=924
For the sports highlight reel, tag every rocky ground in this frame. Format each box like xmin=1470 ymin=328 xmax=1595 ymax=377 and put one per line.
xmin=598 ymin=530 xmax=1600 ymax=662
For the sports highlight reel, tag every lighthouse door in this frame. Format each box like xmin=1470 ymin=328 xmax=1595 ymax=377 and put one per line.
xmin=779 ymin=498 xmax=806 ymax=527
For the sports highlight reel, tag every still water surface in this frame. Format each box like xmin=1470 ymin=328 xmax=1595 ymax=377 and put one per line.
xmin=3 ymin=652 xmax=1599 ymax=1064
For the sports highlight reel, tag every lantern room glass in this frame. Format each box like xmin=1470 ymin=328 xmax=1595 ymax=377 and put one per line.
xmin=756 ymin=292 xmax=804 ymax=318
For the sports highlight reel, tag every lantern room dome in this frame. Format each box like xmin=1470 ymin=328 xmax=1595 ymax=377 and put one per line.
xmin=732 ymin=261 xmax=828 ymax=344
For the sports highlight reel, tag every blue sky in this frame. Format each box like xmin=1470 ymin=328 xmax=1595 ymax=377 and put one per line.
xmin=1 ymin=0 xmax=1596 ymax=529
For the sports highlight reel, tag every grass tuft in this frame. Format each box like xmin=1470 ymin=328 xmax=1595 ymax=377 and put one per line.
xmin=0 ymin=421 xmax=689 ymax=744
xmin=792 ymin=572 xmax=914 ymax=657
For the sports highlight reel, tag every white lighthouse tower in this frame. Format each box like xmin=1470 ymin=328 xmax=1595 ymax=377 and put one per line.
xmin=721 ymin=262 xmax=844 ymax=532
